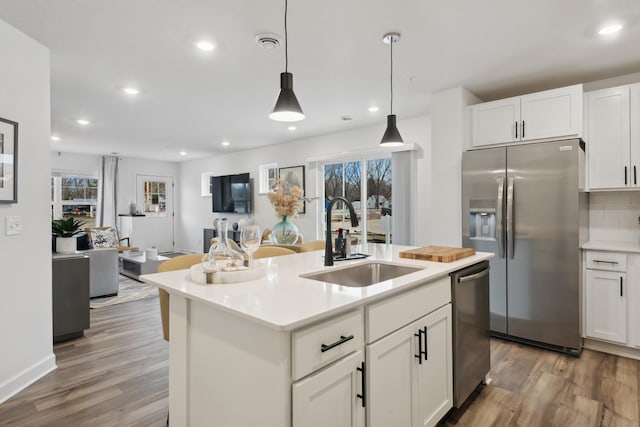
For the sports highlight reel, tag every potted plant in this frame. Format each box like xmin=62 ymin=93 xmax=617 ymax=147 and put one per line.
xmin=52 ymin=217 xmax=85 ymax=253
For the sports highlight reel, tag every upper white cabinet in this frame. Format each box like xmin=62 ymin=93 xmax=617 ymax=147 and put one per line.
xmin=471 ymin=84 xmax=583 ymax=147
xmin=586 ymin=86 xmax=632 ymax=189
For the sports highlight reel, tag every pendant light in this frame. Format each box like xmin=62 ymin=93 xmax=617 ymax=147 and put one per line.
xmin=269 ymin=0 xmax=305 ymax=122
xmin=380 ymin=32 xmax=404 ymax=146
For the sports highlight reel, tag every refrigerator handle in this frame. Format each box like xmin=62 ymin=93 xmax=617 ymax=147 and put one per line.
xmin=496 ymin=177 xmax=505 ymax=258
xmin=507 ymin=177 xmax=515 ymax=260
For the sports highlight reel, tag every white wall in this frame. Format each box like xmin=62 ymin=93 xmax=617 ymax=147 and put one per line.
xmin=429 ymin=87 xmax=480 ymax=247
xmin=0 ymin=20 xmax=55 ymax=403
xmin=176 ymin=115 xmax=431 ymax=253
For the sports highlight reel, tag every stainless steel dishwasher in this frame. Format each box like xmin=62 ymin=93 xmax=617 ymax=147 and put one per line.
xmin=450 ymin=260 xmax=490 ymax=408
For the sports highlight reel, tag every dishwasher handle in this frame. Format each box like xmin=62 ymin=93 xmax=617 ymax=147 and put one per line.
xmin=458 ymin=268 xmax=489 ymax=284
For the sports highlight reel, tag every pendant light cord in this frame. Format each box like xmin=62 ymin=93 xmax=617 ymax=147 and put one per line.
xmin=284 ymin=0 xmax=288 ymax=73
xmin=390 ymin=38 xmax=394 ymax=114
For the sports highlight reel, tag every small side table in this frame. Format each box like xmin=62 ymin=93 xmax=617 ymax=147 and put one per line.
xmin=119 ymin=253 xmax=170 ymax=280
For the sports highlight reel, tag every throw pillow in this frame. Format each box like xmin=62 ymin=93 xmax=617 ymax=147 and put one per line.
xmin=89 ymin=228 xmax=119 ymax=248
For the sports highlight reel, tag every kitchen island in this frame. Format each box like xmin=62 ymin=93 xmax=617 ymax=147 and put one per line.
xmin=141 ymin=244 xmax=493 ymax=427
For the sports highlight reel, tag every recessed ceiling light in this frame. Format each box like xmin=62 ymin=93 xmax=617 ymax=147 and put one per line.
xmin=288 ymin=125 xmax=297 ymax=131
xmin=50 ymin=135 xmax=61 ymax=141
xmin=368 ymin=106 xmax=379 ymax=113
xmin=598 ymin=23 xmax=623 ymax=35
xmin=196 ymin=40 xmax=215 ymax=51
xmin=221 ymin=141 xmax=231 ymax=147
xmin=179 ymin=151 xmax=187 ymax=156
xmin=76 ymin=119 xmax=90 ymax=126
xmin=122 ymin=87 xmax=140 ymax=95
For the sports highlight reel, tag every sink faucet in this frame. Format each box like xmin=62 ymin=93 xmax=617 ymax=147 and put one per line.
xmin=325 ymin=197 xmax=359 ymax=266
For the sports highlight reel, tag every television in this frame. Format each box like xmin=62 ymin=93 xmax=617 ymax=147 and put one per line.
xmin=211 ymin=173 xmax=251 ymax=213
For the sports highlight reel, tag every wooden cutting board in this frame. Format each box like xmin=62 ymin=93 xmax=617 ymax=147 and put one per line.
xmin=399 ymin=246 xmax=476 ymax=263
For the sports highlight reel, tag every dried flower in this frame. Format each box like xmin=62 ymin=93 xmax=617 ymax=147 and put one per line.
xmin=267 ymin=179 xmax=304 ymax=219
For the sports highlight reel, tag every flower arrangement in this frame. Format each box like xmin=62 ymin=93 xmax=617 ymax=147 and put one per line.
xmin=267 ymin=179 xmax=304 ymax=219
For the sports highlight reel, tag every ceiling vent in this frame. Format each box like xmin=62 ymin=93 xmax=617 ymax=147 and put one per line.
xmin=256 ymin=33 xmax=281 ymax=50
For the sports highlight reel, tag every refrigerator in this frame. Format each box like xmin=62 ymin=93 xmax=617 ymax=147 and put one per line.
xmin=462 ymin=139 xmax=588 ymax=355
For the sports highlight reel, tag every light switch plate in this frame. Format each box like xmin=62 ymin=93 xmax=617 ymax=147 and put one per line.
xmin=6 ymin=215 xmax=23 ymax=236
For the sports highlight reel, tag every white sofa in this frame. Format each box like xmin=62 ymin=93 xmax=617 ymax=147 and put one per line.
xmin=82 ymin=248 xmax=119 ymax=298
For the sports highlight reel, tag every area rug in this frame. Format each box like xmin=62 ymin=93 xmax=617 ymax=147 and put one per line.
xmin=90 ymin=275 xmax=159 ymax=309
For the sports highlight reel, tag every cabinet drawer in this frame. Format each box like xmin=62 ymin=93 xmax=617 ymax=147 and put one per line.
xmin=586 ymin=251 xmax=626 ymax=272
xmin=366 ymin=276 xmax=451 ymax=343
xmin=292 ymin=309 xmax=363 ymax=381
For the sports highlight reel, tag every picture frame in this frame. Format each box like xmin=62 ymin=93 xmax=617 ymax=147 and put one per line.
xmin=0 ymin=117 xmax=18 ymax=203
xmin=258 ymin=163 xmax=278 ymax=194
xmin=279 ymin=165 xmax=305 ymax=214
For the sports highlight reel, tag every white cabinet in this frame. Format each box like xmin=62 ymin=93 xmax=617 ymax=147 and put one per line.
xmin=586 ymin=86 xmax=632 ymax=189
xmin=367 ymin=305 xmax=452 ymax=427
xmin=470 ymin=84 xmax=583 ymax=147
xmin=585 ymin=269 xmax=627 ymax=344
xmin=293 ymin=350 xmax=365 ymax=427
xmin=628 ymin=254 xmax=640 ymax=349
xmin=631 ymin=84 xmax=640 ymax=186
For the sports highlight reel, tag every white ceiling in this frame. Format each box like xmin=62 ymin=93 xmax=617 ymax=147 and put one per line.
xmin=1 ymin=0 xmax=639 ymax=162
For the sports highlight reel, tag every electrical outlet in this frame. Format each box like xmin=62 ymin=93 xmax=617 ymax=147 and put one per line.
xmin=6 ymin=215 xmax=23 ymax=236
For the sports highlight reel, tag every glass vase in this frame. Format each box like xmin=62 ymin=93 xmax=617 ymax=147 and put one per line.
xmin=271 ymin=215 xmax=299 ymax=245
xmin=207 ymin=218 xmax=244 ymax=270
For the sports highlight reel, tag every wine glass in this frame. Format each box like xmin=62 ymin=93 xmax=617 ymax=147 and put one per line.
xmin=240 ymin=225 xmax=262 ymax=268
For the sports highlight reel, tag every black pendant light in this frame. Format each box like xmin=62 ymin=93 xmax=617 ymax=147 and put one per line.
xmin=269 ymin=0 xmax=305 ymax=122
xmin=380 ymin=32 xmax=404 ymax=146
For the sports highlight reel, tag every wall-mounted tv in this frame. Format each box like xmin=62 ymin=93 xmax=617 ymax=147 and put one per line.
xmin=210 ymin=173 xmax=251 ymax=213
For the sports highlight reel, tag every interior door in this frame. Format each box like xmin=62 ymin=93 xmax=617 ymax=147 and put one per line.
xmin=462 ymin=148 xmax=507 ymax=333
xmin=135 ymin=174 xmax=174 ymax=253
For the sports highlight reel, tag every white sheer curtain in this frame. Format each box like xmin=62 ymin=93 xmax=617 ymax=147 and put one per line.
xmin=97 ymin=155 xmax=118 ymax=227
xmin=391 ymin=150 xmax=414 ymax=245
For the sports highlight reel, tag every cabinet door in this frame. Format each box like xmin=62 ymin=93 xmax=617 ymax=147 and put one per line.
xmin=587 ymin=86 xmax=631 ymax=189
xmin=627 ymin=255 xmax=640 ymax=348
xmin=520 ymin=84 xmax=582 ymax=141
xmin=471 ymin=97 xmax=520 ymax=147
xmin=630 ymin=84 xmax=640 ymax=187
xmin=367 ymin=305 xmax=452 ymax=427
xmin=292 ymin=350 xmax=365 ymax=427
xmin=585 ymin=270 xmax=627 ymax=344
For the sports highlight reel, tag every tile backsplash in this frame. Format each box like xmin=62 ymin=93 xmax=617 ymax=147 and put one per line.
xmin=589 ymin=192 xmax=640 ymax=242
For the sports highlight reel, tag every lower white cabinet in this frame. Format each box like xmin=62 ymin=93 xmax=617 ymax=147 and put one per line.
xmin=367 ymin=304 xmax=452 ymax=427
xmin=585 ymin=269 xmax=627 ymax=344
xmin=628 ymin=255 xmax=640 ymax=348
xmin=293 ymin=350 xmax=365 ymax=427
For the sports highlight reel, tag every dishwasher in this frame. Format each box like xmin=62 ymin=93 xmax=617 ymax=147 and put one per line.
xmin=450 ymin=260 xmax=491 ymax=408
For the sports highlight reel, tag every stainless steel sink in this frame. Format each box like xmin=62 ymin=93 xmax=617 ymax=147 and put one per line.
xmin=301 ymin=261 xmax=424 ymax=287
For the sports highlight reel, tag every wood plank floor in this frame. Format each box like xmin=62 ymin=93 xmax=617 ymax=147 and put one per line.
xmin=1 ymin=296 xmax=639 ymax=426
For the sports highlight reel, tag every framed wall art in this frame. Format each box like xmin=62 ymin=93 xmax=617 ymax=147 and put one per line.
xmin=0 ymin=117 xmax=18 ymax=203
xmin=279 ymin=165 xmax=305 ymax=214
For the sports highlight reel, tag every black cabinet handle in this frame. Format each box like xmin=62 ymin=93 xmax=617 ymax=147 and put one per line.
xmin=515 ymin=121 xmax=518 ymax=139
xmin=522 ymin=120 xmax=525 ymax=138
xmin=634 ymin=166 xmax=637 ymax=185
xmin=625 ymin=166 xmax=628 ymax=185
xmin=320 ymin=334 xmax=354 ymax=352
xmin=414 ymin=330 xmax=423 ymax=364
xmin=620 ymin=276 xmax=623 ymax=297
xmin=423 ymin=326 xmax=428 ymax=361
xmin=356 ymin=361 xmax=366 ymax=407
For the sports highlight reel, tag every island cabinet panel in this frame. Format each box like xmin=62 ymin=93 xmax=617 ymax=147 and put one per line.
xmin=367 ymin=305 xmax=452 ymax=427
xmin=292 ymin=350 xmax=365 ymax=427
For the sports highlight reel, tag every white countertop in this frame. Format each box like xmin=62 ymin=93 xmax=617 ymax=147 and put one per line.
xmin=582 ymin=240 xmax=640 ymax=253
xmin=140 ymin=244 xmax=493 ymax=331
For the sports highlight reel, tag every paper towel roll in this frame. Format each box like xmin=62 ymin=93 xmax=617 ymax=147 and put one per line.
xmin=145 ymin=247 xmax=158 ymax=261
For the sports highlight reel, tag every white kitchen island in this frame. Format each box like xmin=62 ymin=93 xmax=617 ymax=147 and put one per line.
xmin=141 ymin=244 xmax=493 ymax=427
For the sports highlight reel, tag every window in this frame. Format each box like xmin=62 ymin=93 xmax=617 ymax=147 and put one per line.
xmin=323 ymin=157 xmax=392 ymax=243
xmin=51 ymin=176 xmax=98 ymax=228
xmin=143 ymin=180 xmax=167 ymax=217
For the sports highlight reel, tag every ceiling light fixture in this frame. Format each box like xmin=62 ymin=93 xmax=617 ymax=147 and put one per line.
xmin=196 ymin=40 xmax=215 ymax=51
xmin=179 ymin=151 xmax=187 ymax=156
xmin=122 ymin=87 xmax=140 ymax=95
xmin=368 ymin=106 xmax=379 ymax=113
xmin=288 ymin=125 xmax=297 ymax=131
xmin=76 ymin=119 xmax=90 ymax=126
xmin=221 ymin=141 xmax=231 ymax=147
xmin=50 ymin=135 xmax=61 ymax=141
xmin=380 ymin=32 xmax=404 ymax=147
xmin=269 ymin=0 xmax=305 ymax=122
xmin=598 ymin=23 xmax=623 ymax=35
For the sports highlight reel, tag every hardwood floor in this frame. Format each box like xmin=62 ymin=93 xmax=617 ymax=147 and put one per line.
xmin=1 ymin=297 xmax=639 ymax=427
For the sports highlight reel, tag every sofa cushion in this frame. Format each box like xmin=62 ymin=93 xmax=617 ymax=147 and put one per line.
xmin=88 ymin=227 xmax=120 ymax=248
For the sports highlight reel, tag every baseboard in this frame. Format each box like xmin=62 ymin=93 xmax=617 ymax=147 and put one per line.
xmin=0 ymin=353 xmax=57 ymax=404
xmin=583 ymin=338 xmax=640 ymax=361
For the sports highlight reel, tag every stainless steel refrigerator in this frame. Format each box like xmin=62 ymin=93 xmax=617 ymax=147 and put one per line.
xmin=462 ymin=139 xmax=588 ymax=355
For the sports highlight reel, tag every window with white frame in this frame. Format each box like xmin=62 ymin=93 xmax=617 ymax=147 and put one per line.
xmin=323 ymin=157 xmax=392 ymax=243
xmin=51 ymin=175 xmax=99 ymax=228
